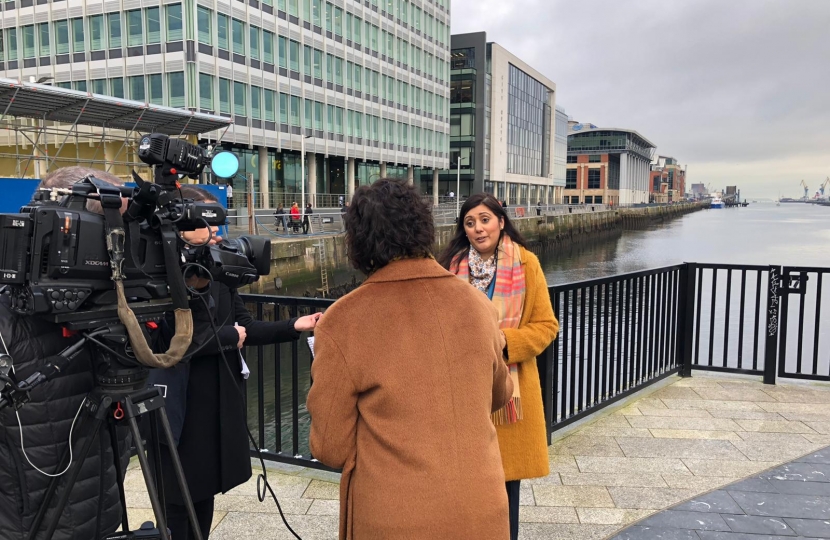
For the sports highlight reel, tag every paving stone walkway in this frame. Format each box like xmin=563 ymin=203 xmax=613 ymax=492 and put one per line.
xmin=611 ymin=446 xmax=830 ymax=539
xmin=124 ymin=372 xmax=830 ymax=539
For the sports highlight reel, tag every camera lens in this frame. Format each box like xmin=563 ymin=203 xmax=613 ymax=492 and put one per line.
xmin=234 ymin=236 xmax=272 ymax=276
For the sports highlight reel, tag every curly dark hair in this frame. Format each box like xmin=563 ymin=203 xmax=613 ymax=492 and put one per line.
xmin=436 ymin=192 xmax=529 ymax=270
xmin=345 ymin=178 xmax=435 ymax=275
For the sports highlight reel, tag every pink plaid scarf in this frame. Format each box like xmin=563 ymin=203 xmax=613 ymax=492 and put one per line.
xmin=451 ymin=235 xmax=526 ymax=425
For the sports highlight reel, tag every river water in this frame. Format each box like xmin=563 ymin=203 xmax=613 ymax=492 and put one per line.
xmin=246 ymin=202 xmax=830 ymax=456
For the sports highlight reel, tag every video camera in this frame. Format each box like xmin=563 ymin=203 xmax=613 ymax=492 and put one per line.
xmin=0 ymin=133 xmax=271 ymax=330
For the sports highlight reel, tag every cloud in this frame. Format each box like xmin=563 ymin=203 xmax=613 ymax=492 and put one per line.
xmin=451 ymin=0 xmax=830 ymax=198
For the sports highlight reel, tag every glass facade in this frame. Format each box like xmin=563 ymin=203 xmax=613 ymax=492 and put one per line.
xmin=553 ymin=105 xmax=567 ymax=189
xmin=0 ymin=0 xmax=452 ymax=197
xmin=506 ymin=64 xmax=551 ymax=178
xmin=569 ymin=130 xmax=654 ymax=161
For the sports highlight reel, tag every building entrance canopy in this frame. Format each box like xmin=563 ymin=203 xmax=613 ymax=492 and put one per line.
xmin=0 ymin=78 xmax=230 ymax=136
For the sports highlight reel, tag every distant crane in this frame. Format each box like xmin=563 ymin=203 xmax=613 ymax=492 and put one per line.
xmin=800 ymin=179 xmax=809 ymax=199
xmin=820 ymin=177 xmax=830 ymax=198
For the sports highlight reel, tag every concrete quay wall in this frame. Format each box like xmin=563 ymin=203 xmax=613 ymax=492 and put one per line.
xmin=250 ymin=202 xmax=708 ymax=293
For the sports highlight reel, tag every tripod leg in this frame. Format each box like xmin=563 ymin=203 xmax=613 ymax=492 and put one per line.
xmin=155 ymin=405 xmax=205 ymax=540
xmin=126 ymin=414 xmax=171 ymax=540
xmin=147 ymin=412 xmax=167 ymax=516
xmin=109 ymin=419 xmax=129 ymax=534
xmin=39 ymin=399 xmax=109 ymax=540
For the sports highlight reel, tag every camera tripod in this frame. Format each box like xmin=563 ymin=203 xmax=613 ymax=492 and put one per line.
xmin=9 ymin=338 xmax=204 ymax=540
xmin=26 ymin=384 xmax=202 ymax=540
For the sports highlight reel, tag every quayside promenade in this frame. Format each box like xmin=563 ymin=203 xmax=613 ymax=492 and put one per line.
xmin=124 ymin=372 xmax=830 ymax=539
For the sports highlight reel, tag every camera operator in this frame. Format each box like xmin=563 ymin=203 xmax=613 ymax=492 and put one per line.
xmin=0 ymin=167 xmax=132 ymax=540
xmin=149 ymin=185 xmax=321 ymax=540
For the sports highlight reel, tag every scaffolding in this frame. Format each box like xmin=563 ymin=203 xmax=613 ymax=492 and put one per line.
xmin=0 ymin=77 xmax=232 ymax=180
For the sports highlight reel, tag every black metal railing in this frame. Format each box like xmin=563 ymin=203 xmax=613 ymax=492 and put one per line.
xmin=241 ymin=261 xmax=830 ymax=468
xmin=538 ymin=266 xmax=684 ymax=439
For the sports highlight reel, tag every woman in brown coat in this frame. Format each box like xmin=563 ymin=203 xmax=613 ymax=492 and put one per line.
xmin=307 ymin=179 xmax=514 ymax=540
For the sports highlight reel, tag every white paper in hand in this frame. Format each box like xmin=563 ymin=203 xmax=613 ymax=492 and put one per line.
xmin=307 ymin=336 xmax=316 ymax=359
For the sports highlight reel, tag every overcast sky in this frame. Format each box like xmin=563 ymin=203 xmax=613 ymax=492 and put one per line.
xmin=450 ymin=0 xmax=830 ymax=199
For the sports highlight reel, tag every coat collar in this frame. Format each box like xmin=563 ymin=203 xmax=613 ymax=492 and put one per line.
xmin=364 ymin=257 xmax=454 ymax=284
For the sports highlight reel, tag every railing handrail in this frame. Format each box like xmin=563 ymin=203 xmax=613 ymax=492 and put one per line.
xmin=552 ymin=264 xmax=686 ymax=291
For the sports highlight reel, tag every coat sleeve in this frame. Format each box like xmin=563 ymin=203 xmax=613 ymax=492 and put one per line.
xmin=231 ymin=292 xmax=301 ymax=346
xmin=491 ymin=330 xmax=514 ymax=412
xmin=307 ymin=326 xmax=359 ymax=469
xmin=501 ymin=255 xmax=560 ymax=363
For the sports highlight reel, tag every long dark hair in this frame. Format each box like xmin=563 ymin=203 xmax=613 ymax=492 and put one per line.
xmin=436 ymin=192 xmax=528 ymax=270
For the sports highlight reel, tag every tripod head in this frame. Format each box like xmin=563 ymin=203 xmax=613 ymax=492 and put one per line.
xmin=0 ymin=323 xmax=153 ymax=411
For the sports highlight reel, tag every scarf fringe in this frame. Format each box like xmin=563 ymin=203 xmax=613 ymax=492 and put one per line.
xmin=492 ymin=396 xmax=523 ymax=426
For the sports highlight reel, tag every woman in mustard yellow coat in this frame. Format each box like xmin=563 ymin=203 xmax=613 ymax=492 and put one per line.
xmin=439 ymin=192 xmax=559 ymax=540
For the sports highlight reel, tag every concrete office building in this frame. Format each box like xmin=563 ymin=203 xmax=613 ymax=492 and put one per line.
xmin=565 ymin=122 xmax=655 ymax=205
xmin=434 ymin=31 xmax=558 ymax=205
xmin=0 ymin=0 xmax=452 ymax=208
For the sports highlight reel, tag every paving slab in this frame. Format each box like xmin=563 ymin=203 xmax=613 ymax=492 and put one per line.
xmin=611 ymin=443 xmax=830 ymax=539
xmin=123 ymin=375 xmax=830 ymax=540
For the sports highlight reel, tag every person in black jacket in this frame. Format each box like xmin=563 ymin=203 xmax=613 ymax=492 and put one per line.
xmin=151 ymin=186 xmax=320 ymax=540
xmin=0 ymin=167 xmax=131 ymax=540
xmin=302 ymin=202 xmax=313 ymax=234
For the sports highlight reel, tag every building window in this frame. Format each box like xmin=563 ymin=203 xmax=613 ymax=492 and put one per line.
xmin=168 ymin=72 xmax=185 ymax=107
xmin=585 ymin=196 xmax=593 ymax=204
xmin=72 ymin=18 xmax=85 ymax=53
xmin=110 ymin=77 xmax=124 ymax=98
xmin=313 ymin=49 xmax=323 ymax=79
xmin=74 ymin=80 xmax=87 ymax=92
xmin=263 ymin=31 xmax=274 ymax=63
xmin=303 ymin=45 xmax=311 ymax=76
xmin=250 ymin=27 xmax=260 ymax=60
xmin=219 ymin=78 xmax=230 ymax=114
xmin=89 ymin=16 xmax=105 ymax=51
xmin=588 ymin=169 xmax=601 ymax=189
xmin=451 ymin=47 xmax=475 ymax=70
xmin=566 ymin=169 xmax=577 ymax=189
xmin=588 ymin=154 xmax=601 ymax=163
xmin=167 ymin=4 xmax=183 ymax=41
xmin=108 ymin=14 xmax=122 ymax=49
xmin=279 ymin=93 xmax=288 ymax=124
xmin=145 ymin=8 xmax=161 ymax=45
xmin=233 ymin=81 xmax=246 ymax=117
xmin=148 ymin=74 xmax=163 ymax=105
xmin=53 ymin=22 xmax=69 ymax=55
xmin=314 ymin=101 xmax=323 ymax=130
xmin=289 ymin=95 xmax=301 ymax=126
xmin=312 ymin=0 xmax=322 ymax=26
xmin=197 ymin=7 xmax=212 ymax=45
xmin=129 ymin=75 xmax=145 ymax=101
xmin=91 ymin=79 xmax=106 ymax=94
xmin=566 ymin=155 xmax=577 ymax=163
xmin=278 ymin=36 xmax=288 ymax=68
xmin=21 ymin=25 xmax=34 ymax=59
xmin=450 ymin=79 xmax=474 ymax=104
xmin=264 ymin=89 xmax=275 ymax=121
xmin=594 ymin=196 xmax=603 ymax=204
xmin=217 ymin=15 xmax=229 ymax=51
xmin=199 ymin=73 xmax=213 ymax=110
xmin=251 ymin=86 xmax=261 ymax=119
xmin=289 ymin=40 xmax=300 ymax=72
xmin=232 ymin=19 xmax=244 ymax=55
xmin=127 ymin=11 xmax=142 ymax=47
xmin=38 ymin=23 xmax=50 ymax=56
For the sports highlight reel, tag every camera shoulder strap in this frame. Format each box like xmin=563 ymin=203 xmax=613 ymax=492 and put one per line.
xmin=89 ymin=177 xmax=193 ymax=369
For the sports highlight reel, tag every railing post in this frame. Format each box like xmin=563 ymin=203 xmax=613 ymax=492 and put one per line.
xmin=538 ymin=286 xmax=556 ymax=445
xmin=676 ymin=263 xmax=696 ymax=377
xmin=763 ymin=266 xmax=782 ymax=385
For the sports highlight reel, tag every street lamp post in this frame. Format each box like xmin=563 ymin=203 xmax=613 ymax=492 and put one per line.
xmin=455 ymin=154 xmax=466 ymax=220
xmin=300 ymin=134 xmax=311 ymax=209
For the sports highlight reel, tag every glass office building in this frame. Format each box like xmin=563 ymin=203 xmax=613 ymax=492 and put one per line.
xmin=0 ymin=0 xmax=452 ymax=207
xmin=434 ymin=32 xmax=559 ymax=205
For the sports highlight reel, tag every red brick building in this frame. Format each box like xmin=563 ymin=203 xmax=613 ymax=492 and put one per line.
xmin=649 ymin=156 xmax=686 ymax=202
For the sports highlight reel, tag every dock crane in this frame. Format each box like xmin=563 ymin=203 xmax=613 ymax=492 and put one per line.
xmin=820 ymin=177 xmax=829 ymax=198
xmin=800 ymin=179 xmax=809 ymax=199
